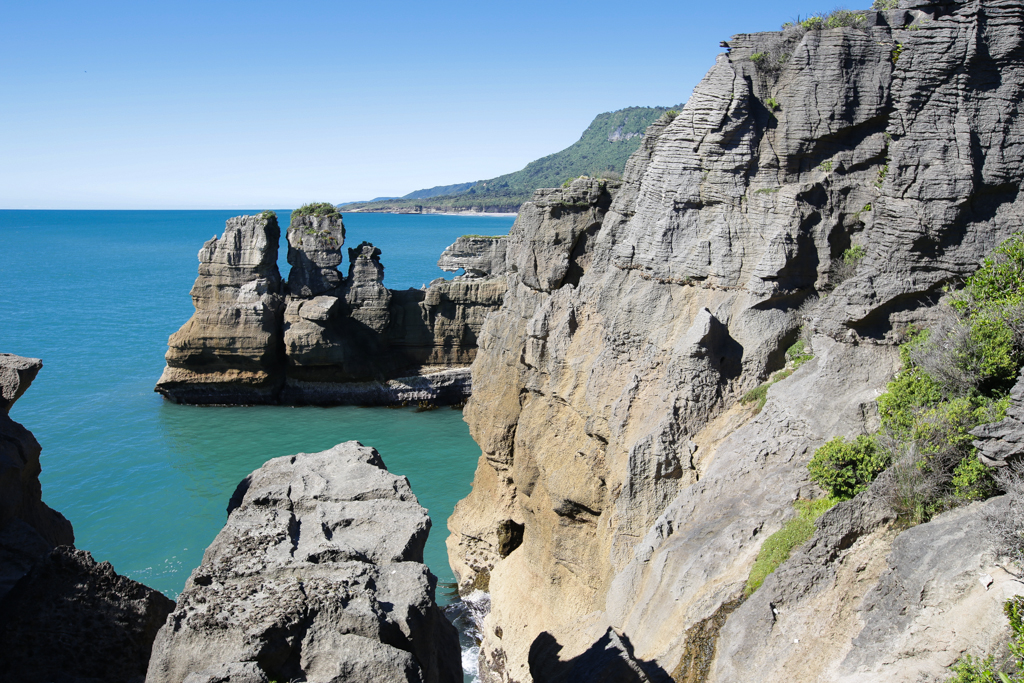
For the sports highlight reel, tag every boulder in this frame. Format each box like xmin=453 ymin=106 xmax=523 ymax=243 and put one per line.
xmin=146 ymin=442 xmax=461 ymax=683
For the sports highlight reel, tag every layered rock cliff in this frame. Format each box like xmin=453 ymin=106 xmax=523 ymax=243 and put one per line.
xmin=157 ymin=213 xmax=507 ymax=405
xmin=0 ymin=353 xmax=175 ymax=683
xmin=147 ymin=441 xmax=461 ymax=683
xmin=0 ymin=353 xmax=75 ymax=596
xmin=447 ymin=2 xmax=1024 ymax=680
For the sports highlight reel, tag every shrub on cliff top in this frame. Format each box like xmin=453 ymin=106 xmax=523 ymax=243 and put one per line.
xmin=291 ymin=202 xmax=341 ymax=225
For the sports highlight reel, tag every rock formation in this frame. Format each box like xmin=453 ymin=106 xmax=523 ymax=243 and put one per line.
xmin=973 ymin=370 xmax=1024 ymax=468
xmin=0 ymin=353 xmax=175 ymax=683
xmin=447 ymin=2 xmax=1024 ymax=681
xmin=0 ymin=353 xmax=74 ymax=597
xmin=146 ymin=441 xmax=461 ymax=683
xmin=438 ymin=236 xmax=507 ymax=278
xmin=285 ymin=213 xmax=346 ymax=297
xmin=0 ymin=547 xmax=175 ymax=683
xmin=157 ymin=213 xmax=286 ymax=404
xmin=158 ymin=214 xmax=508 ymax=405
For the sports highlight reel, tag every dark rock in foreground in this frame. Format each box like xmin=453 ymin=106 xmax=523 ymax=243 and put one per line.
xmin=146 ymin=441 xmax=461 ymax=683
xmin=0 ymin=352 xmax=174 ymax=683
xmin=0 ymin=546 xmax=175 ymax=683
xmin=0 ymin=353 xmax=74 ymax=598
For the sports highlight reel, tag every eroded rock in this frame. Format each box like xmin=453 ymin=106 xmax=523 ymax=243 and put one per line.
xmin=146 ymin=442 xmax=461 ymax=683
xmin=0 ymin=546 xmax=175 ymax=683
xmin=0 ymin=353 xmax=74 ymax=598
xmin=448 ymin=3 xmax=1024 ymax=681
xmin=156 ymin=213 xmax=285 ymax=404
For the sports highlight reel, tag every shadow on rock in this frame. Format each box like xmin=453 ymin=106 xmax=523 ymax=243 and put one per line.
xmin=528 ymin=628 xmax=673 ymax=683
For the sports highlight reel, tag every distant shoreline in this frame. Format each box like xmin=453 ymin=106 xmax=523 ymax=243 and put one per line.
xmin=343 ymin=209 xmax=518 ymax=218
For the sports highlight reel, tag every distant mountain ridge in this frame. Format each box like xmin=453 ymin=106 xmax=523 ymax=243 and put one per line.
xmin=340 ymin=105 xmax=679 ymax=214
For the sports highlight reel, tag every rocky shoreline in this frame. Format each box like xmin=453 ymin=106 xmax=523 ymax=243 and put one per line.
xmin=0 ymin=353 xmax=462 ymax=683
xmin=6 ymin=1 xmax=1024 ymax=681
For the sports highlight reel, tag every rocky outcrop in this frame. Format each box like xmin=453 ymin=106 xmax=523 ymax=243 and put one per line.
xmin=159 ymin=215 xmax=508 ymax=405
xmin=285 ymin=213 xmax=346 ymax=297
xmin=146 ymin=441 xmax=461 ymax=683
xmin=0 ymin=546 xmax=175 ymax=683
xmin=972 ymin=370 xmax=1024 ymax=468
xmin=712 ymin=494 xmax=1020 ymax=683
xmin=0 ymin=353 xmax=74 ymax=598
xmin=438 ymin=236 xmax=507 ymax=278
xmin=448 ymin=2 xmax=1024 ymax=681
xmin=156 ymin=213 xmax=286 ymax=404
xmin=0 ymin=354 xmax=175 ymax=683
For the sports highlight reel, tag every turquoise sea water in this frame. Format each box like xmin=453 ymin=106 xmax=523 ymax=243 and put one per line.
xmin=0 ymin=209 xmax=514 ymax=600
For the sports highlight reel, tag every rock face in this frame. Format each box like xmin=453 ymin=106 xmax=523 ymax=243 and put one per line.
xmin=438 ymin=236 xmax=508 ymax=278
xmin=0 ymin=547 xmax=175 ymax=683
xmin=0 ymin=353 xmax=175 ymax=683
xmin=0 ymin=353 xmax=74 ymax=598
xmin=448 ymin=3 xmax=1024 ymax=681
xmin=973 ymin=370 xmax=1024 ymax=468
xmin=156 ymin=213 xmax=286 ymax=404
xmin=285 ymin=214 xmax=346 ymax=297
xmin=159 ymin=214 xmax=508 ymax=405
xmin=146 ymin=442 xmax=461 ymax=683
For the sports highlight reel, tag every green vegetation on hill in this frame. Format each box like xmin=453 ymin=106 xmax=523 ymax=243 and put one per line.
xmin=340 ymin=106 xmax=680 ymax=213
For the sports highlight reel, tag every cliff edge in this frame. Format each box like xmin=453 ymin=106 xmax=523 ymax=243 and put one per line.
xmin=448 ymin=2 xmax=1024 ymax=681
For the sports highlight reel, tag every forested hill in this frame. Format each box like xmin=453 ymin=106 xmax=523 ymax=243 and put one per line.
xmin=339 ymin=105 xmax=679 ymax=214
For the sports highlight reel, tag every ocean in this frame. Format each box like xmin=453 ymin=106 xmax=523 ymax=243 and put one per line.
xmin=0 ymin=209 xmax=514 ymax=611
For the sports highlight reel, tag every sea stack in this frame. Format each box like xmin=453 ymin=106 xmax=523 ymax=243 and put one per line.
xmin=156 ymin=212 xmax=285 ymax=404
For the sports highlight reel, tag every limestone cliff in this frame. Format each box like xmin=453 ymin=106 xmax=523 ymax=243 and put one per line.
xmin=158 ymin=215 xmax=508 ymax=405
xmin=146 ymin=442 xmax=461 ymax=683
xmin=447 ymin=2 xmax=1024 ymax=681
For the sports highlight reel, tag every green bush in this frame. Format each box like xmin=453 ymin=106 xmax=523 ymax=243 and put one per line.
xmin=765 ymin=97 xmax=781 ymax=112
xmin=869 ymin=233 xmax=1024 ymax=520
xmin=291 ymin=202 xmax=341 ymax=224
xmin=786 ymin=339 xmax=814 ymax=369
xmin=809 ymin=435 xmax=889 ymax=500
xmin=872 ymin=0 xmax=898 ymax=8
xmin=745 ymin=498 xmax=837 ymax=596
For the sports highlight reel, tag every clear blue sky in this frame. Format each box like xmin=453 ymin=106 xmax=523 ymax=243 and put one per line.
xmin=1 ymin=0 xmax=840 ymax=209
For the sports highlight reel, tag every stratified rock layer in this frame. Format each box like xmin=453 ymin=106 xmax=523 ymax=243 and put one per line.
xmin=0 ymin=353 xmax=74 ymax=598
xmin=146 ymin=442 xmax=461 ymax=683
xmin=973 ymin=370 xmax=1024 ymax=467
xmin=285 ymin=213 xmax=346 ymax=298
xmin=159 ymin=217 xmax=508 ymax=405
xmin=156 ymin=213 xmax=285 ymax=404
xmin=448 ymin=2 xmax=1024 ymax=681
xmin=438 ymin=236 xmax=508 ymax=278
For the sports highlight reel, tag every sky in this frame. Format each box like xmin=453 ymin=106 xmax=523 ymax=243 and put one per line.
xmin=1 ymin=0 xmax=839 ymax=209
